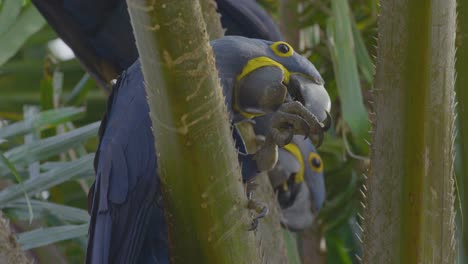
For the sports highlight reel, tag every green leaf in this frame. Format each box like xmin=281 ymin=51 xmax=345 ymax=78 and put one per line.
xmin=0 ymin=3 xmax=46 ymax=66
xmin=17 ymin=223 xmax=89 ymax=250
xmin=0 ymin=0 xmax=22 ymax=35
xmin=0 ymin=151 xmax=33 ymax=223
xmin=283 ymin=230 xmax=301 ymax=264
xmin=351 ymin=18 xmax=374 ymax=85
xmin=0 ymin=154 xmax=94 ymax=205
xmin=0 ymin=107 xmax=85 ymax=140
xmin=65 ymin=122 xmax=89 ymax=157
xmin=0 ymin=121 xmax=99 ymax=175
xmin=65 ymin=74 xmax=93 ymax=106
xmin=52 ymin=69 xmax=64 ymax=102
xmin=326 ymin=235 xmax=353 ymax=264
xmin=23 ymin=105 xmax=40 ymax=179
xmin=6 ymin=199 xmax=90 ymax=223
xmin=327 ymin=0 xmax=370 ymax=154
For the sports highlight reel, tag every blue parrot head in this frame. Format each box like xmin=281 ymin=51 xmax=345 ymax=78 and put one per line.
xmin=265 ymin=40 xmax=331 ymax=123
xmin=211 ymin=36 xmax=331 ymax=123
xmin=267 ymin=135 xmax=326 ymax=231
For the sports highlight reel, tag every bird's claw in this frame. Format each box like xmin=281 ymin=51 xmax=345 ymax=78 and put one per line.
xmin=247 ymin=197 xmax=269 ymax=231
xmin=278 ymin=101 xmax=326 ymax=139
xmin=271 ymin=101 xmax=326 ymax=147
xmin=253 ymin=101 xmax=329 ymax=170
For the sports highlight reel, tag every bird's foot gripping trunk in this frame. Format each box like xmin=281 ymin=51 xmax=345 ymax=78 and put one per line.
xmin=254 ymin=101 xmax=330 ymax=171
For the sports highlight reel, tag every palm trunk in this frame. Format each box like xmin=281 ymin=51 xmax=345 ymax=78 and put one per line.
xmin=362 ymin=0 xmax=456 ymax=263
xmin=199 ymin=0 xmax=224 ymax=40
xmin=126 ymin=0 xmax=276 ymax=263
xmin=456 ymin=0 xmax=468 ymax=260
xmin=0 ymin=213 xmax=31 ymax=264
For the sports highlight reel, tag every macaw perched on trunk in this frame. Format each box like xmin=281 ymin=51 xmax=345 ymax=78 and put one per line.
xmin=32 ymin=1 xmax=331 ymax=263
xmin=86 ymin=36 xmax=329 ymax=263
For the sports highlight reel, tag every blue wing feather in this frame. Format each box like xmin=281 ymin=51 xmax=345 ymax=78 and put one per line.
xmin=86 ymin=62 xmax=168 ymax=264
xmin=32 ymin=0 xmax=283 ymax=90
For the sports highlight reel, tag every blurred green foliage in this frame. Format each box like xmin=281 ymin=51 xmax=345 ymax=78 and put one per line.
xmin=0 ymin=3 xmax=103 ymax=261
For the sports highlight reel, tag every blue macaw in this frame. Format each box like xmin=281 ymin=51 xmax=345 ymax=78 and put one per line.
xmin=254 ymin=115 xmax=326 ymax=231
xmin=32 ymin=1 xmax=331 ymax=263
xmin=86 ymin=36 xmax=329 ymax=263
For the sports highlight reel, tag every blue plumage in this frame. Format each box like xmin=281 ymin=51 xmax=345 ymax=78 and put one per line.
xmin=88 ymin=62 xmax=168 ymax=263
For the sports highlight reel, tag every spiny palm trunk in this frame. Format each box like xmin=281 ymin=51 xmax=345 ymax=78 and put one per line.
xmin=456 ymin=0 xmax=468 ymax=259
xmin=126 ymin=0 xmax=287 ymax=263
xmin=0 ymin=213 xmax=31 ymax=264
xmin=362 ymin=0 xmax=456 ymax=263
xmin=199 ymin=0 xmax=224 ymax=40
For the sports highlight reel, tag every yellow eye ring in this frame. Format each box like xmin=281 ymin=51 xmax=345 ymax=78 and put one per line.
xmin=270 ymin=41 xmax=294 ymax=57
xmin=308 ymin=152 xmax=324 ymax=173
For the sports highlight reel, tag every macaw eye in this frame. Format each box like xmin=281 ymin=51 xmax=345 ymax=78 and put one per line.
xmin=308 ymin=152 xmax=324 ymax=173
xmin=270 ymin=41 xmax=294 ymax=57
xmin=277 ymin=44 xmax=290 ymax=53
xmin=312 ymin=157 xmax=321 ymax=168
